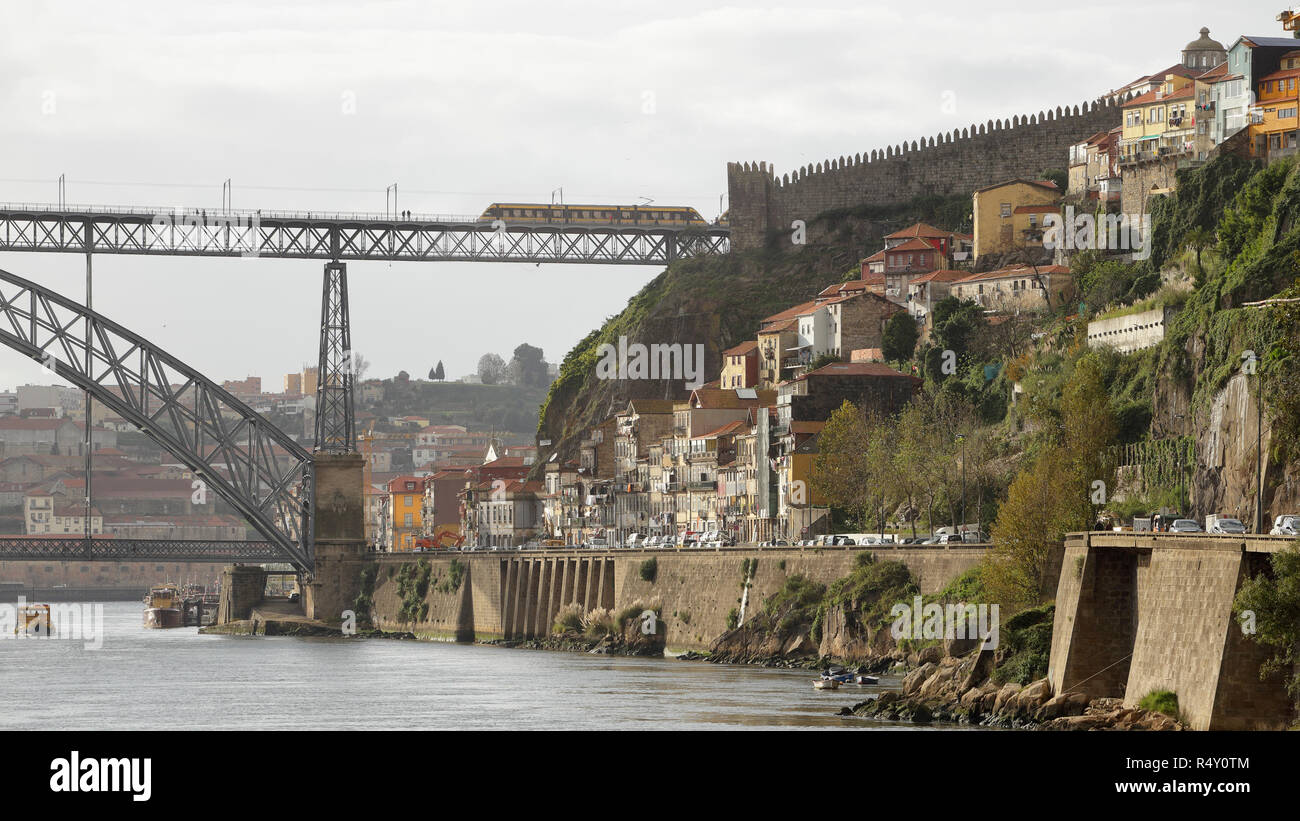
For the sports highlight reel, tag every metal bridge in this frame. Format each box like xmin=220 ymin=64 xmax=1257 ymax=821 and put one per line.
xmin=0 ymin=537 xmax=281 ymax=562
xmin=0 ymin=267 xmax=314 ymax=570
xmin=0 ymin=194 xmax=731 ymax=572
xmin=0 ymin=203 xmax=730 ymax=264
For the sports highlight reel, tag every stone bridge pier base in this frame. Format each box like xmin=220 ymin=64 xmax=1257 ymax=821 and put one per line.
xmin=1048 ymin=533 xmax=1292 ymax=730
xmin=217 ymin=565 xmax=267 ymax=623
xmin=303 ymin=452 xmax=367 ymax=624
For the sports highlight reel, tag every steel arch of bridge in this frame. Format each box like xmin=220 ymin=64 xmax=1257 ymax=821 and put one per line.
xmin=0 ymin=208 xmax=730 ymax=264
xmin=0 ymin=268 xmax=314 ymax=571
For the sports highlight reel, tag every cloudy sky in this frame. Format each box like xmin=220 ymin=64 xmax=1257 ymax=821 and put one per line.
xmin=0 ymin=0 xmax=1264 ymax=392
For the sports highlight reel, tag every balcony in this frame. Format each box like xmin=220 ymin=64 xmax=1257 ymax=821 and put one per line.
xmin=1119 ymin=150 xmax=1158 ymax=165
xmin=688 ymin=481 xmax=716 ymax=491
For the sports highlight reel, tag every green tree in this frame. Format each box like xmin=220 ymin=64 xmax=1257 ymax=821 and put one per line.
xmin=1061 ymin=354 xmax=1119 ymax=526
xmin=984 ymin=354 xmax=1118 ymax=610
xmin=508 ymin=343 xmax=549 ymax=387
xmin=924 ymin=297 xmax=987 ymax=383
xmin=1233 ymin=543 xmax=1300 ymax=697
xmin=810 ymin=400 xmax=897 ymax=532
xmin=882 ymin=311 xmax=919 ymax=363
xmin=477 ymin=353 xmax=505 ymax=385
xmin=1183 ymin=225 xmax=1214 ymax=282
xmin=806 ymin=352 xmax=840 ymax=372
xmin=983 ymin=446 xmax=1083 ymax=610
xmin=810 ymin=400 xmax=872 ymax=526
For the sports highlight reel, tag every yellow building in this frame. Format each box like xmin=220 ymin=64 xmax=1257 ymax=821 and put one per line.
xmin=1249 ymin=54 xmax=1300 ymax=160
xmin=302 ymin=366 xmax=319 ymax=397
xmin=1118 ymin=73 xmax=1197 ymax=164
xmin=387 ymin=475 xmax=426 ymax=550
xmin=971 ymin=179 xmax=1061 ymax=260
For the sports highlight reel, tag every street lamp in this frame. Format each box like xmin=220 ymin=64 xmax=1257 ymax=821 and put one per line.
xmin=386 ymin=183 xmax=398 ymax=219
xmin=956 ymin=433 xmax=967 ymax=531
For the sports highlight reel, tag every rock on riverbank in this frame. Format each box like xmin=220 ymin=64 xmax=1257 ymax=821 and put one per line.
xmin=843 ymin=649 xmax=1183 ymax=730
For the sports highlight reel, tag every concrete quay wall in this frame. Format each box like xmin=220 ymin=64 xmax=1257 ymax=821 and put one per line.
xmin=360 ymin=544 xmax=986 ymax=651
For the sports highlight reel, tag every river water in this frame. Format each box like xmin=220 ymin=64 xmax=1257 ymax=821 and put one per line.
xmin=0 ymin=601 xmax=945 ymax=731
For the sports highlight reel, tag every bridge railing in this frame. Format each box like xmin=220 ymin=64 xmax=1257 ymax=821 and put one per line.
xmin=0 ymin=202 xmax=484 ymax=224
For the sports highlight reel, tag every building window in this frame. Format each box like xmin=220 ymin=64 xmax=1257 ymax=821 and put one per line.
xmin=1000 ymin=203 xmax=1012 ymax=218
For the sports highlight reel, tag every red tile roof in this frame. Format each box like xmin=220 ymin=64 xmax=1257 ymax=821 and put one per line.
xmin=909 ymin=269 xmax=967 ymax=284
xmin=887 ymin=237 xmax=940 ymax=253
xmin=760 ymin=300 xmax=819 ymax=327
xmin=723 ymin=340 xmax=758 ymax=357
xmin=1122 ymin=86 xmax=1195 ymax=108
xmin=953 ymin=264 xmax=1071 ymax=284
xmin=973 ymin=178 xmax=1060 ymax=195
xmin=884 ymin=222 xmax=950 ymax=240
xmin=694 ymin=420 xmax=747 ymax=439
xmin=688 ymin=388 xmax=777 ymax=409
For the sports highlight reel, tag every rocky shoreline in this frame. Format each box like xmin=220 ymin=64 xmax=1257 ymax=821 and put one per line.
xmin=481 ymin=620 xmax=666 ymax=657
xmin=841 ymin=647 xmax=1183 ymax=730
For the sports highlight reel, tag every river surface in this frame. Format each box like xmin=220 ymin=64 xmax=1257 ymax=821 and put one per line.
xmin=0 ymin=601 xmax=949 ymax=730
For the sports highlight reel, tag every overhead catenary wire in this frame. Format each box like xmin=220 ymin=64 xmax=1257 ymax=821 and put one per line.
xmin=0 ymin=176 xmax=719 ymax=202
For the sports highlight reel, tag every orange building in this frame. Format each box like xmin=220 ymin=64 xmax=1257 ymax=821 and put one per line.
xmin=387 ymin=475 xmax=427 ymax=550
xmin=1249 ymin=54 xmax=1300 ymax=160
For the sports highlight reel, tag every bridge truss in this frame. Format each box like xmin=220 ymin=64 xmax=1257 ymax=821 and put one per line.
xmin=0 ymin=268 xmax=314 ymax=571
xmin=0 ymin=537 xmax=281 ymax=563
xmin=0 ymin=206 xmax=730 ymax=264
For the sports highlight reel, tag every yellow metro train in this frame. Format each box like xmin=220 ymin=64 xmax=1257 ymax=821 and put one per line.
xmin=477 ymin=202 xmax=712 ymax=227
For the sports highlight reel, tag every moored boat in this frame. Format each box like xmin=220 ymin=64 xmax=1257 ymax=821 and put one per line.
xmin=143 ymin=583 xmax=183 ymax=629
xmin=813 ymin=679 xmax=841 ymax=690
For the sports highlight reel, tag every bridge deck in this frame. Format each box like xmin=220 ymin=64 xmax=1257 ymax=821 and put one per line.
xmin=1067 ymin=531 xmax=1298 ymax=552
xmin=0 ymin=204 xmax=729 ymax=264
xmin=0 ymin=538 xmax=281 ymax=562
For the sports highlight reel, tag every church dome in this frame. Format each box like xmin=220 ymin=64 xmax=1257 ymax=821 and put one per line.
xmin=1182 ymin=27 xmax=1226 ymax=69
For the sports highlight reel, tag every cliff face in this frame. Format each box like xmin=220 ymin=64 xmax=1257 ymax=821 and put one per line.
xmin=536 ymin=199 xmax=970 ymax=463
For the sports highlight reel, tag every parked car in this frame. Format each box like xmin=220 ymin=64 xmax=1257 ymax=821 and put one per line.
xmin=1270 ymin=515 xmax=1300 ymax=536
xmin=1169 ymin=519 xmax=1202 ymax=533
xmin=1206 ymin=515 xmax=1246 ymax=535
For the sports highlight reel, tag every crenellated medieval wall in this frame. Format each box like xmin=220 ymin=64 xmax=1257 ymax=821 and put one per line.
xmin=727 ymin=97 xmax=1124 ymax=249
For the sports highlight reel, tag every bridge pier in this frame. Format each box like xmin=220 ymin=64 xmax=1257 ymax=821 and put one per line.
xmin=1048 ymin=533 xmax=1293 ymax=730
xmin=217 ymin=565 xmax=267 ymax=623
xmin=303 ymin=452 xmax=367 ymax=624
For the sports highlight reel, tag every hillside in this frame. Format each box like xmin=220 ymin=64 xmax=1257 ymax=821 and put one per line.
xmin=536 ymin=194 xmax=972 ymax=459
xmin=538 ymin=148 xmax=1300 ymax=526
xmin=368 ymin=378 xmax=549 ymax=435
